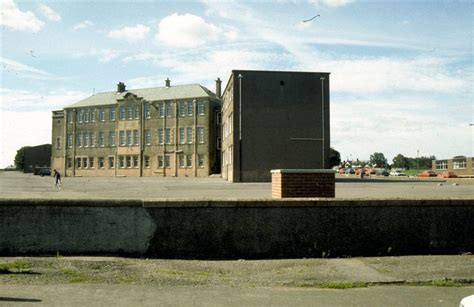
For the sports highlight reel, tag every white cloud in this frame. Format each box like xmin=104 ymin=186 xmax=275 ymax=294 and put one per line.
xmin=0 ymin=0 xmax=44 ymax=32
xmin=108 ymin=24 xmax=150 ymax=42
xmin=73 ymin=20 xmax=94 ymax=30
xmin=0 ymin=88 xmax=88 ymax=112
xmin=0 ymin=57 xmax=54 ymax=80
xmin=75 ymin=49 xmax=120 ymax=63
xmin=38 ymin=4 xmax=61 ymax=22
xmin=155 ymin=13 xmax=236 ymax=48
xmin=0 ymin=110 xmax=51 ymax=168
xmin=309 ymin=0 xmax=355 ymax=8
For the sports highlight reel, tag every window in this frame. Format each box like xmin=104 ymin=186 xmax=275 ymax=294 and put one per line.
xmin=110 ymin=108 xmax=116 ymax=121
xmin=85 ymin=110 xmax=90 ymax=123
xmin=99 ymin=131 xmax=104 ymax=147
xmin=89 ymin=157 xmax=94 ymax=168
xmin=187 ymin=101 xmax=193 ymax=116
xmin=76 ymin=157 xmax=82 ymax=168
xmin=179 ymin=102 xmax=186 ymax=117
xmin=120 ymin=106 xmax=126 ymax=120
xmin=197 ymin=101 xmax=205 ymax=115
xmin=436 ymin=161 xmax=448 ymax=170
xmin=99 ymin=109 xmax=105 ymax=122
xmin=109 ymin=131 xmax=116 ymax=146
xmin=217 ymin=137 xmax=221 ymax=150
xmin=159 ymin=103 xmax=165 ymax=118
xmin=145 ymin=130 xmax=151 ymax=145
xmin=158 ymin=156 xmax=164 ymax=168
xmin=133 ymin=130 xmax=139 ymax=145
xmin=179 ymin=128 xmax=185 ymax=144
xmin=165 ymin=128 xmax=171 ymax=144
xmin=216 ymin=111 xmax=222 ymax=124
xmin=453 ymin=160 xmax=466 ymax=169
xmin=228 ymin=113 xmax=233 ymax=136
xmin=158 ymin=129 xmax=164 ymax=144
xmin=134 ymin=106 xmax=140 ymax=119
xmin=165 ymin=102 xmax=172 ymax=117
xmin=128 ymin=106 xmax=133 ymax=120
xmin=84 ymin=132 xmax=89 ymax=147
xmin=89 ymin=132 xmax=95 ymax=147
xmin=98 ymin=157 xmax=104 ymax=168
xmin=56 ymin=137 xmax=61 ymax=149
xmin=90 ymin=109 xmax=96 ymax=122
xmin=126 ymin=156 xmax=132 ymax=168
xmin=165 ymin=155 xmax=171 ymax=168
xmin=119 ymin=131 xmax=125 ymax=146
xmin=83 ymin=157 xmax=88 ymax=168
xmin=179 ymin=154 xmax=185 ymax=168
xmin=186 ymin=127 xmax=193 ymax=144
xmin=144 ymin=156 xmax=150 ymax=168
xmin=109 ymin=157 xmax=115 ymax=168
xmin=145 ymin=104 xmax=151 ymax=119
xmin=76 ymin=134 xmax=82 ymax=147
xmin=132 ymin=155 xmax=139 ymax=168
xmin=67 ymin=112 xmax=74 ymax=123
xmin=78 ymin=110 xmax=84 ymax=123
xmin=119 ymin=156 xmax=125 ymax=168
xmin=67 ymin=158 xmax=72 ymax=168
xmin=228 ymin=146 xmax=233 ymax=165
xmin=186 ymin=155 xmax=192 ymax=168
xmin=67 ymin=134 xmax=72 ymax=148
xmin=197 ymin=127 xmax=204 ymax=144
xmin=198 ymin=154 xmax=204 ymax=167
xmin=126 ymin=130 xmax=132 ymax=146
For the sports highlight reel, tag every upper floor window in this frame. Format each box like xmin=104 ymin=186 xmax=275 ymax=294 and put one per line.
xmin=165 ymin=128 xmax=171 ymax=144
xmin=126 ymin=130 xmax=132 ymax=146
xmin=67 ymin=133 xmax=73 ymax=148
xmin=119 ymin=130 xmax=125 ymax=146
xmin=84 ymin=110 xmax=90 ymax=123
xmin=179 ymin=127 xmax=185 ymax=144
xmin=186 ymin=127 xmax=193 ymax=144
xmin=187 ymin=101 xmax=193 ymax=116
xmin=134 ymin=106 xmax=140 ymax=119
xmin=144 ymin=104 xmax=151 ymax=119
xmin=109 ymin=131 xmax=116 ymax=146
xmin=197 ymin=127 xmax=204 ymax=144
xmin=128 ymin=106 xmax=133 ymax=120
xmin=56 ymin=137 xmax=61 ymax=149
xmin=78 ymin=110 xmax=84 ymax=123
xmin=120 ymin=107 xmax=126 ymax=120
xmin=67 ymin=112 xmax=74 ymax=123
xmin=99 ymin=109 xmax=105 ymax=122
xmin=145 ymin=130 xmax=151 ymax=145
xmin=99 ymin=131 xmax=105 ymax=147
xmin=133 ymin=130 xmax=139 ymax=145
xmin=197 ymin=101 xmax=205 ymax=115
xmin=90 ymin=109 xmax=96 ymax=122
xmin=159 ymin=103 xmax=165 ymax=118
xmin=89 ymin=132 xmax=95 ymax=147
xmin=110 ymin=108 xmax=116 ymax=121
xmin=165 ymin=102 xmax=172 ymax=117
xmin=158 ymin=129 xmax=164 ymax=144
xmin=179 ymin=102 xmax=186 ymax=117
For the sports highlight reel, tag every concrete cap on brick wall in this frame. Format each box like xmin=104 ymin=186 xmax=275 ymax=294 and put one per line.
xmin=271 ymin=169 xmax=336 ymax=174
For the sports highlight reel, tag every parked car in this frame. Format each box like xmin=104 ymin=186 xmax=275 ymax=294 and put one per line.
xmin=345 ymin=168 xmax=355 ymax=174
xmin=418 ymin=170 xmax=437 ymax=177
xmin=390 ymin=170 xmax=407 ymax=176
xmin=437 ymin=171 xmax=457 ymax=178
xmin=36 ymin=168 xmax=51 ymax=177
xmin=376 ymin=169 xmax=389 ymax=176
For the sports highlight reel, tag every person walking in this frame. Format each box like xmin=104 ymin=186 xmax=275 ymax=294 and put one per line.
xmin=53 ymin=169 xmax=62 ymax=190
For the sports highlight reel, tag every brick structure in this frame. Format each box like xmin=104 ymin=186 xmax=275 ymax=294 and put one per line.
xmin=271 ymin=169 xmax=335 ymax=198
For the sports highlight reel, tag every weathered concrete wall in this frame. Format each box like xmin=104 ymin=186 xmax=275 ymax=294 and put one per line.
xmin=0 ymin=199 xmax=155 ymax=255
xmin=0 ymin=199 xmax=472 ymax=258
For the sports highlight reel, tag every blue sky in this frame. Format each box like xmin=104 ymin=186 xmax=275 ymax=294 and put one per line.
xmin=1 ymin=0 xmax=472 ymax=167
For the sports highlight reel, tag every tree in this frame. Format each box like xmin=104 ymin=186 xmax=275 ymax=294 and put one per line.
xmin=14 ymin=146 xmax=29 ymax=171
xmin=329 ymin=147 xmax=341 ymax=167
xmin=369 ymin=152 xmax=387 ymax=168
xmin=392 ymin=153 xmax=410 ymax=169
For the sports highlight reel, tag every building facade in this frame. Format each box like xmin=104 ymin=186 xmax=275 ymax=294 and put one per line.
xmin=221 ymin=70 xmax=330 ymax=182
xmin=432 ymin=156 xmax=473 ymax=177
xmin=52 ymin=80 xmax=222 ymax=177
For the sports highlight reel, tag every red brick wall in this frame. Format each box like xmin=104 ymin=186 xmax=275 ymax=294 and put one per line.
xmin=272 ymin=171 xmax=335 ymax=198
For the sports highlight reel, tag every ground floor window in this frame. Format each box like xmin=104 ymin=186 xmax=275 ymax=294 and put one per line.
xmin=165 ymin=155 xmax=171 ymax=168
xmin=119 ymin=156 xmax=125 ymax=168
xmin=144 ymin=156 xmax=150 ymax=168
xmin=186 ymin=155 xmax=192 ymax=168
xmin=198 ymin=154 xmax=204 ymax=167
xmin=453 ymin=160 xmax=466 ymax=169
xmin=98 ymin=157 xmax=104 ymax=168
xmin=83 ymin=157 xmax=88 ymax=168
xmin=89 ymin=157 xmax=94 ymax=168
xmin=132 ymin=155 xmax=139 ymax=168
xmin=67 ymin=158 xmax=72 ymax=169
xmin=76 ymin=157 xmax=81 ymax=168
xmin=109 ymin=156 xmax=114 ymax=168
xmin=436 ymin=161 xmax=448 ymax=170
xmin=126 ymin=156 xmax=132 ymax=168
xmin=158 ymin=156 xmax=164 ymax=168
xmin=179 ymin=154 xmax=185 ymax=168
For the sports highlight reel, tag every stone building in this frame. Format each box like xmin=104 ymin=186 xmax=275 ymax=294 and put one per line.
xmin=52 ymin=79 xmax=222 ymax=177
xmin=221 ymin=70 xmax=330 ymax=182
xmin=432 ymin=156 xmax=473 ymax=177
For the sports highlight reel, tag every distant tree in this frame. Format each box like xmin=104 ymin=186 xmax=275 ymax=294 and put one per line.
xmin=392 ymin=153 xmax=410 ymax=169
xmin=408 ymin=155 xmax=436 ymax=169
xmin=329 ymin=147 xmax=341 ymax=167
xmin=14 ymin=146 xmax=29 ymax=171
xmin=369 ymin=152 xmax=388 ymax=168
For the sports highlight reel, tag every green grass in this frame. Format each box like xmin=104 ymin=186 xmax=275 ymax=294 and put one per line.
xmin=403 ymin=169 xmax=429 ymax=176
xmin=0 ymin=260 xmax=29 ymax=274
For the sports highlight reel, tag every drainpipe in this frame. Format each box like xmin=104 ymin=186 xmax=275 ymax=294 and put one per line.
xmin=238 ymin=73 xmax=243 ymax=182
xmin=194 ymin=99 xmax=198 ymax=177
xmin=174 ymin=98 xmax=178 ymax=177
xmin=72 ymin=108 xmax=77 ymax=177
xmin=140 ymin=100 xmax=145 ymax=177
xmin=320 ymin=76 xmax=325 ymax=169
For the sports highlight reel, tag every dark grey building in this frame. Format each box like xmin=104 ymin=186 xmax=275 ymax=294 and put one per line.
xmin=221 ymin=70 xmax=330 ymax=182
xmin=23 ymin=144 xmax=52 ymax=173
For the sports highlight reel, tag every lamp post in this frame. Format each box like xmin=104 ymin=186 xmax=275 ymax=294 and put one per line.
xmin=320 ymin=76 xmax=325 ymax=169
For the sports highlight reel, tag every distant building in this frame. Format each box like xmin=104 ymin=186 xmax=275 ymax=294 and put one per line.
xmin=432 ymin=156 xmax=473 ymax=177
xmin=221 ymin=70 xmax=330 ymax=182
xmin=52 ymin=79 xmax=222 ymax=177
xmin=23 ymin=144 xmax=51 ymax=173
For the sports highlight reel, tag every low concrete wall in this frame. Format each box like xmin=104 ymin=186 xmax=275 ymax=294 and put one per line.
xmin=0 ymin=199 xmax=472 ymax=258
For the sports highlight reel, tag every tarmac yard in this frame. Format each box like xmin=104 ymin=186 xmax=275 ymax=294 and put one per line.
xmin=0 ymin=171 xmax=472 ymax=200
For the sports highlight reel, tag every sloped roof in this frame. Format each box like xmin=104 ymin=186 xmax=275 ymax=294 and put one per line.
xmin=66 ymin=84 xmax=218 ymax=109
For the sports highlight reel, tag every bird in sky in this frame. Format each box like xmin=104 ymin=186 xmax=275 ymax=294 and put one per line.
xmin=30 ymin=50 xmax=36 ymax=57
xmin=303 ymin=14 xmax=320 ymax=22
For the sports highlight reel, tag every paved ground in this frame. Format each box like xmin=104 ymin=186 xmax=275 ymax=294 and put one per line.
xmin=1 ymin=171 xmax=472 ymax=200
xmin=0 ymin=255 xmax=473 ymax=306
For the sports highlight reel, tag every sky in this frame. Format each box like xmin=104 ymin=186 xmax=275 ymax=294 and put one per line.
xmin=0 ymin=0 xmax=472 ymax=168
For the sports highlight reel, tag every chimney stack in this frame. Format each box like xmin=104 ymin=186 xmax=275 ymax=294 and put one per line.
xmin=117 ymin=82 xmax=126 ymax=93
xmin=165 ymin=78 xmax=171 ymax=88
xmin=215 ymin=77 xmax=222 ymax=98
